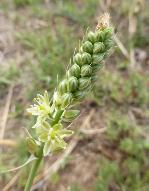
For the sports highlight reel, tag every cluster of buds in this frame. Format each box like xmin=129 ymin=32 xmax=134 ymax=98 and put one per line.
xmin=27 ymin=14 xmax=114 ymax=156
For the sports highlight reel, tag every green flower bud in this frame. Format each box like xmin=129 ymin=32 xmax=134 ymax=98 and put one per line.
xmin=64 ymin=109 xmax=80 ymax=121
xmin=82 ymin=52 xmax=92 ymax=65
xmin=58 ymin=79 xmax=68 ymax=95
xmin=26 ymin=137 xmax=38 ymax=154
xmin=104 ymin=28 xmax=113 ymax=39
xmin=87 ymin=31 xmax=96 ymax=43
xmin=91 ymin=75 xmax=98 ymax=82
xmin=93 ymin=42 xmax=105 ymax=54
xmin=69 ymin=64 xmax=80 ymax=78
xmin=82 ymin=41 xmax=93 ymax=54
xmin=79 ymin=77 xmax=91 ymax=90
xmin=73 ymin=53 xmax=82 ymax=65
xmin=53 ymin=92 xmax=62 ymax=107
xmin=68 ymin=76 xmax=78 ymax=92
xmin=92 ymin=54 xmax=105 ymax=65
xmin=92 ymin=63 xmax=104 ymax=73
xmin=104 ymin=39 xmax=114 ymax=50
xmin=73 ymin=91 xmax=86 ymax=101
xmin=96 ymin=31 xmax=105 ymax=42
xmin=97 ymin=28 xmax=113 ymax=42
xmin=81 ymin=65 xmax=92 ymax=77
xmin=62 ymin=93 xmax=73 ymax=108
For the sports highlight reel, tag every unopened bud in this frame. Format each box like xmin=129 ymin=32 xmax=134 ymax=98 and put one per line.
xmin=62 ymin=93 xmax=73 ymax=108
xmin=68 ymin=76 xmax=78 ymax=92
xmin=82 ymin=41 xmax=93 ymax=54
xmin=93 ymin=42 xmax=105 ymax=54
xmin=91 ymin=75 xmax=98 ymax=82
xmin=87 ymin=31 xmax=97 ymax=43
xmin=58 ymin=79 xmax=68 ymax=95
xmin=73 ymin=91 xmax=86 ymax=101
xmin=73 ymin=53 xmax=82 ymax=65
xmin=96 ymin=31 xmax=105 ymax=42
xmin=104 ymin=39 xmax=114 ymax=50
xmin=81 ymin=65 xmax=92 ymax=77
xmin=92 ymin=54 xmax=105 ymax=65
xmin=92 ymin=62 xmax=104 ymax=73
xmin=79 ymin=77 xmax=91 ymax=90
xmin=104 ymin=28 xmax=113 ymax=39
xmin=82 ymin=52 xmax=92 ymax=65
xmin=69 ymin=64 xmax=80 ymax=78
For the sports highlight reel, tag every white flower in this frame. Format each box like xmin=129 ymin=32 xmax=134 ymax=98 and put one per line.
xmin=27 ymin=91 xmax=52 ymax=117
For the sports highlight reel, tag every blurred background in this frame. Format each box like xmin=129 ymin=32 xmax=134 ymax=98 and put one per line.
xmin=0 ymin=0 xmax=149 ymax=190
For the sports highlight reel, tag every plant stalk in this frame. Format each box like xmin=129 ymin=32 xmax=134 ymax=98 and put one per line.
xmin=51 ymin=109 xmax=64 ymax=126
xmin=24 ymin=146 xmax=43 ymax=191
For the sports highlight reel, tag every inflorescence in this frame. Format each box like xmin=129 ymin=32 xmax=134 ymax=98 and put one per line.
xmin=27 ymin=13 xmax=114 ymax=157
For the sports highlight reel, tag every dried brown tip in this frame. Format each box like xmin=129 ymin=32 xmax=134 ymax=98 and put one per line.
xmin=96 ymin=13 xmax=110 ymax=30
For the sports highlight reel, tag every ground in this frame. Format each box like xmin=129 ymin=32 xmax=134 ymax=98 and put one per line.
xmin=0 ymin=0 xmax=149 ymax=191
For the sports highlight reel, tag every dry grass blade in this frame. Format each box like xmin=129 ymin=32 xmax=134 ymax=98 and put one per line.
xmin=80 ymin=109 xmax=95 ymax=129
xmin=114 ymin=35 xmax=129 ymax=59
xmin=100 ymin=0 xmax=112 ymax=11
xmin=80 ymin=127 xmax=107 ymax=135
xmin=0 ymin=85 xmax=13 ymax=140
xmin=2 ymin=172 xmax=20 ymax=191
xmin=128 ymin=0 xmax=144 ymax=69
xmin=0 ymin=139 xmax=17 ymax=147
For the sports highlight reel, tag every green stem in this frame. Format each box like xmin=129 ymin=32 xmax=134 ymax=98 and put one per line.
xmin=24 ymin=146 xmax=43 ymax=191
xmin=51 ymin=109 xmax=64 ymax=126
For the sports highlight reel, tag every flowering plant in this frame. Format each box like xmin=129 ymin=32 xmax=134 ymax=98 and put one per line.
xmin=25 ymin=13 xmax=114 ymax=191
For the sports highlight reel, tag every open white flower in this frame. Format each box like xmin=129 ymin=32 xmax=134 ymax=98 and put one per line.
xmin=27 ymin=91 xmax=52 ymax=117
